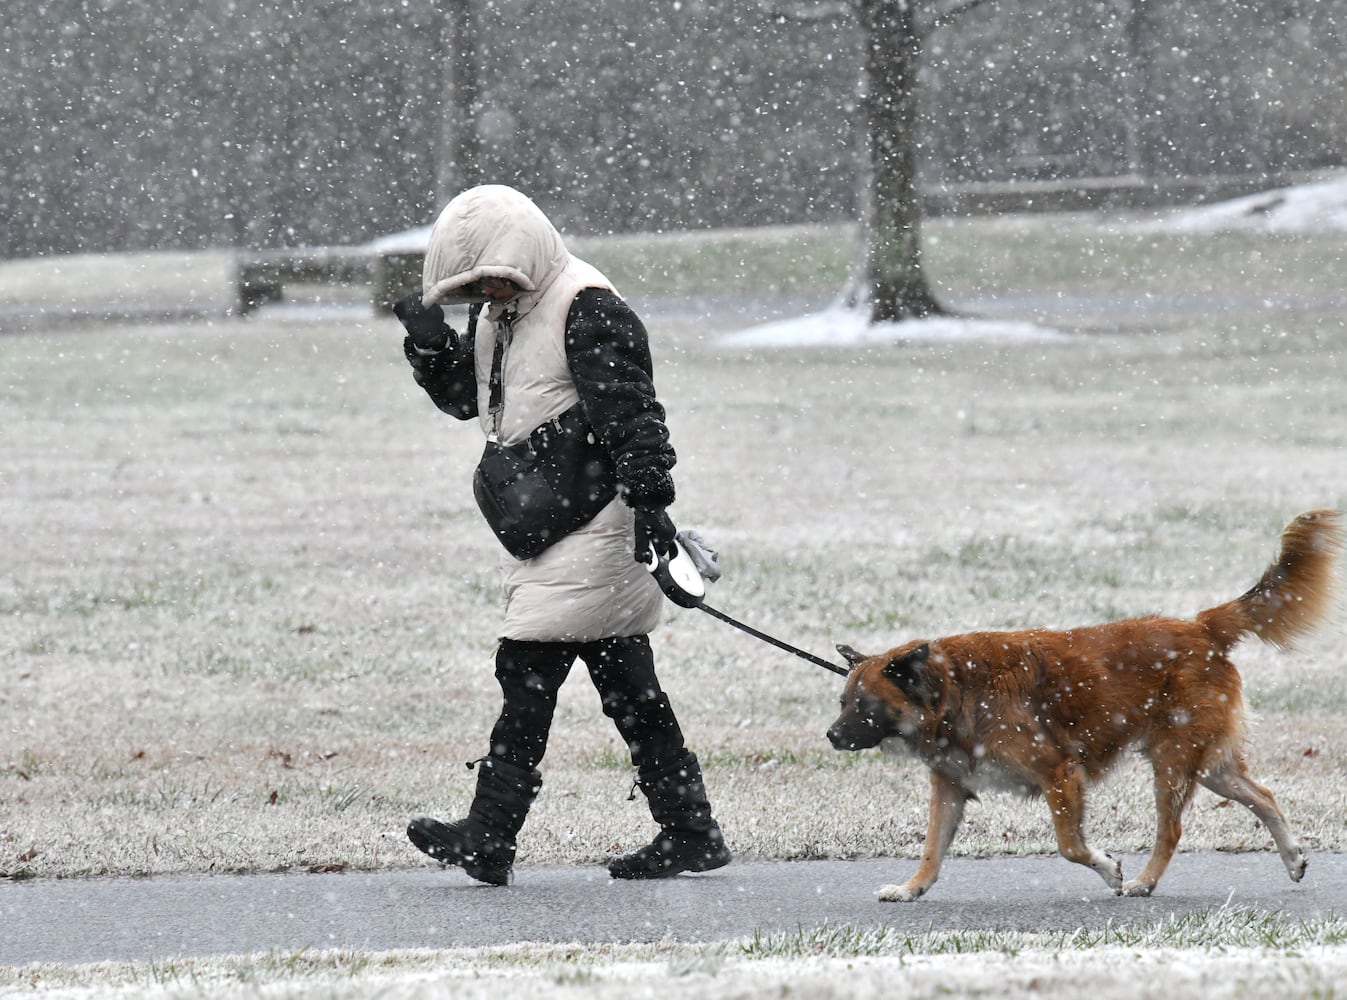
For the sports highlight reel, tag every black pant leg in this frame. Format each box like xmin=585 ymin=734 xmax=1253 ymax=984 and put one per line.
xmin=579 ymin=634 xmax=687 ymax=771
xmin=486 ymin=639 xmax=578 ymax=771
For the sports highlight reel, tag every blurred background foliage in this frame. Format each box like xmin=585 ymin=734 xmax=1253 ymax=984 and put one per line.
xmin=3 ymin=0 xmax=1344 ymax=257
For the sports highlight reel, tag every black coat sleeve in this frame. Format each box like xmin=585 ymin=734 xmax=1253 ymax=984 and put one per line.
xmin=404 ymin=327 xmax=478 ymax=421
xmin=564 ymin=287 xmax=676 ymax=508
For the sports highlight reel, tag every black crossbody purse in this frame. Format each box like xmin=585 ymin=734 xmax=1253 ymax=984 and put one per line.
xmin=471 ymin=307 xmax=619 ymax=560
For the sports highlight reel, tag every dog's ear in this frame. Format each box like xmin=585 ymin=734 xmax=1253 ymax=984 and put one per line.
xmin=836 ymin=644 xmax=870 ymax=667
xmin=882 ymin=643 xmax=939 ymax=707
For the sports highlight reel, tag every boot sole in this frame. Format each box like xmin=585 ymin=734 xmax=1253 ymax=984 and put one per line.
xmin=609 ymin=846 xmax=732 ymax=880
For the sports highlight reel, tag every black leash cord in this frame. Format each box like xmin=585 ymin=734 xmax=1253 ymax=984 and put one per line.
xmin=695 ymin=602 xmax=849 ymax=677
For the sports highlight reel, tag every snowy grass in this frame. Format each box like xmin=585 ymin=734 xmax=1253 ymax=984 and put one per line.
xmin=4 ymin=907 xmax=1347 ymax=999
xmin=2 ymin=197 xmax=1347 ymax=994
xmin=2 ymin=210 xmax=1345 ymax=879
xmin=0 ymin=249 xmax=236 ymax=310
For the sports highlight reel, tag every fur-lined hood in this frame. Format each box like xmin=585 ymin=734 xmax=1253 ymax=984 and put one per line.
xmin=420 ymin=185 xmax=569 ymax=313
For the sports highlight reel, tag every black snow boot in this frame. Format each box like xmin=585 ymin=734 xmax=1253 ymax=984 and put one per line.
xmin=608 ymin=750 xmax=731 ymax=880
xmin=407 ymin=757 xmax=542 ymax=886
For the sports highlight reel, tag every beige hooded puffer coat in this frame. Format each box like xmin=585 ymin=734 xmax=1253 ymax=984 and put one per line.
xmin=421 ymin=185 xmax=667 ymax=643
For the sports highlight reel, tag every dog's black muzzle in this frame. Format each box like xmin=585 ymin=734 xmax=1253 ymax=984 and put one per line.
xmin=827 ymin=714 xmax=882 ymax=752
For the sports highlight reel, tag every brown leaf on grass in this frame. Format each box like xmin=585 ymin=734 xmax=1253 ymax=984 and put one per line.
xmin=129 ymin=750 xmax=146 ymax=761
xmin=1303 ymin=747 xmax=1319 ymax=758
xmin=267 ymin=749 xmax=294 ymax=768
xmin=18 ymin=847 xmax=40 ymax=863
xmin=266 ymin=789 xmax=279 ymax=806
xmin=307 ymin=861 xmax=349 ymax=873
xmin=294 ymin=624 xmax=316 ymax=635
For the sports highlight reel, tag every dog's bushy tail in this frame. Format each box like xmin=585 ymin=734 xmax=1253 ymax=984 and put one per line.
xmin=1197 ymin=509 xmax=1342 ymax=652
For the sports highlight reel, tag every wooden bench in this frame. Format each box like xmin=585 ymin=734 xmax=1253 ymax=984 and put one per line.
xmin=234 ymin=247 xmax=424 ymax=316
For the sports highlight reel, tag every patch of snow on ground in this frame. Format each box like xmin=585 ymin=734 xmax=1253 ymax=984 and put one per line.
xmin=720 ymin=302 xmax=1069 ymax=349
xmin=1145 ymin=171 xmax=1347 ymax=233
xmin=364 ymin=225 xmax=433 ymax=254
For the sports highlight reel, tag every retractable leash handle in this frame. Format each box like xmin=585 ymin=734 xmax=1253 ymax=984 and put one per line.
xmin=646 ymin=540 xmax=849 ymax=677
xmin=644 ymin=538 xmax=707 ymax=609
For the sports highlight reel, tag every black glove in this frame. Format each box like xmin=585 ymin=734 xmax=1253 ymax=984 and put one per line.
xmin=633 ymin=507 xmax=677 ymax=565
xmin=393 ymin=292 xmax=452 ymax=352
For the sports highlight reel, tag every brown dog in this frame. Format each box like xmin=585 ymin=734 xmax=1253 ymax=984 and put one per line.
xmin=827 ymin=509 xmax=1341 ymax=900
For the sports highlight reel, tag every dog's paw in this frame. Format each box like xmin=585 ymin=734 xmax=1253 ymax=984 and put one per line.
xmin=876 ymin=883 xmax=924 ymax=902
xmin=1120 ymin=879 xmax=1154 ymax=897
xmin=1093 ymin=852 xmax=1124 ymax=891
xmin=1288 ymin=852 xmax=1308 ymax=883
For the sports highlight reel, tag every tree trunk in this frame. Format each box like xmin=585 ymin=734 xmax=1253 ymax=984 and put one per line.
xmin=439 ymin=0 xmax=482 ymax=202
xmin=855 ymin=0 xmax=944 ymax=322
xmin=1121 ymin=0 xmax=1154 ymax=177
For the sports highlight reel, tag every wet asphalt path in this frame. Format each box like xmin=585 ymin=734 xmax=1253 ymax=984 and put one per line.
xmin=4 ymin=852 xmax=1344 ymax=966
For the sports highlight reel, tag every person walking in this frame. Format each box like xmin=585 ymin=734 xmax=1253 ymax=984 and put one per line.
xmin=392 ymin=184 xmax=730 ymax=886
